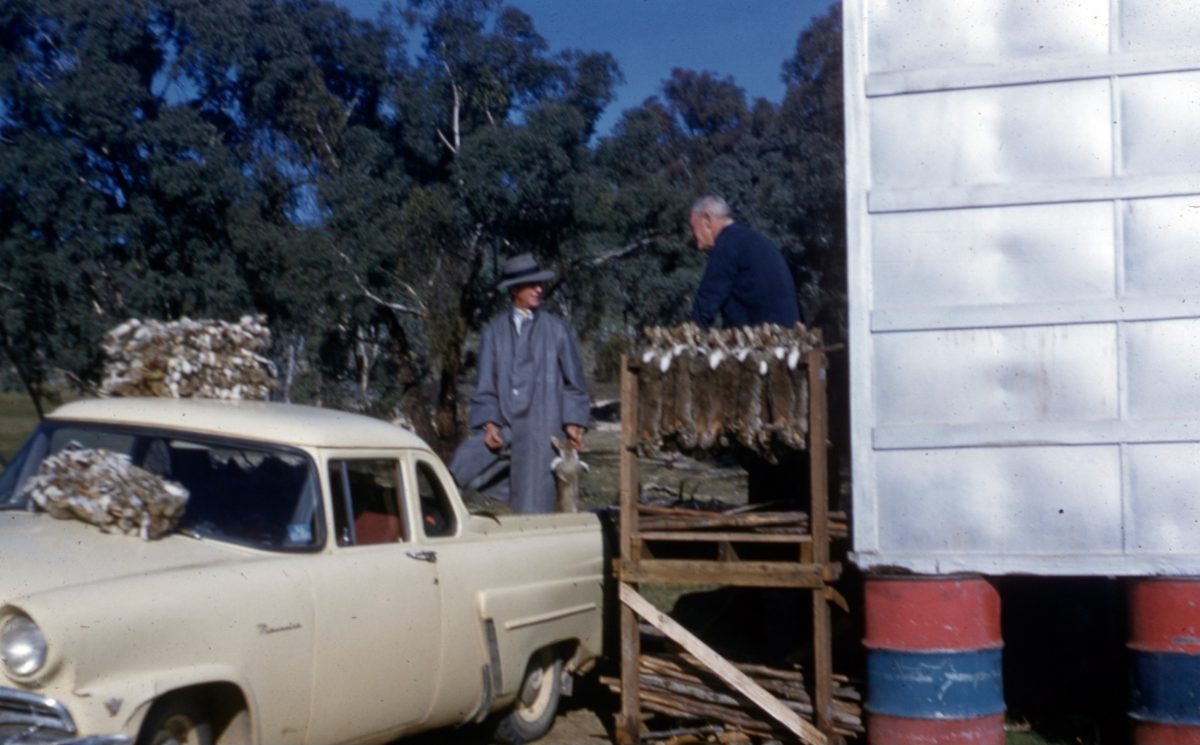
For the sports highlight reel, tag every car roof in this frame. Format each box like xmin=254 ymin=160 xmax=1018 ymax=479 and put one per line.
xmin=47 ymin=398 xmax=432 ymax=450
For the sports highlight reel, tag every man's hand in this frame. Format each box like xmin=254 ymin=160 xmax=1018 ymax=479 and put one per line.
xmin=484 ymin=422 xmax=504 ymax=451
xmin=565 ymin=424 xmax=586 ymax=452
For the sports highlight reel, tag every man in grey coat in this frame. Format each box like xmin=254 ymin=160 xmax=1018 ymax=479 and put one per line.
xmin=449 ymin=253 xmax=591 ymax=513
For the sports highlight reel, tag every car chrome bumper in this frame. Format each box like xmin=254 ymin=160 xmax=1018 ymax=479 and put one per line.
xmin=0 ymin=687 xmax=130 ymax=745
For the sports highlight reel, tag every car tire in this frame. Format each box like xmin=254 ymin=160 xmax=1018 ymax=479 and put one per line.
xmin=493 ymin=649 xmax=563 ymax=744
xmin=137 ymin=696 xmax=214 ymax=745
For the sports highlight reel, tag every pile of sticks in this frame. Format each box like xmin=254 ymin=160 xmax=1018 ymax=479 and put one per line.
xmin=21 ymin=446 xmax=189 ymax=540
xmin=634 ymin=323 xmax=820 ymax=460
xmin=638 ymin=502 xmax=850 ymax=541
xmin=602 ymin=652 xmax=863 ymax=742
xmin=100 ymin=316 xmax=277 ymax=400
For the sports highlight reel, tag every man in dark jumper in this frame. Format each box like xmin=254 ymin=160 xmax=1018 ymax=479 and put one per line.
xmin=689 ymin=195 xmax=800 ymax=330
xmin=688 ymin=195 xmax=806 ymax=510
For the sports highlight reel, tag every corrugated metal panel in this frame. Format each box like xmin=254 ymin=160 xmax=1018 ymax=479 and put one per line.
xmin=869 ymin=82 xmax=1113 ymax=190
xmin=874 ymin=446 xmax=1123 ymax=554
xmin=866 ymin=0 xmax=1108 ymax=73
xmin=872 ymin=204 xmax=1115 ymax=309
xmin=1124 ymin=197 xmax=1200 ymax=298
xmin=873 ymin=326 xmax=1117 ymax=426
xmin=1127 ymin=445 xmax=1200 ymax=554
xmin=1120 ymin=0 xmax=1200 ymax=53
xmin=1121 ymin=72 xmax=1200 ymax=176
xmin=1125 ymin=319 xmax=1200 ymax=420
xmin=846 ymin=0 xmax=1200 ymax=575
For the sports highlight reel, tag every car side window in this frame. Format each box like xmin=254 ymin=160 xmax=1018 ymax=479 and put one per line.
xmin=415 ymin=460 xmax=456 ymax=538
xmin=329 ymin=459 xmax=405 ymax=547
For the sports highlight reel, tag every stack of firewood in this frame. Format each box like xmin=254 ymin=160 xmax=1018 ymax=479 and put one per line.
xmin=634 ymin=323 xmax=820 ymax=459
xmin=602 ymin=652 xmax=863 ymax=742
xmin=638 ymin=502 xmax=850 ymax=541
xmin=21 ymin=446 xmax=189 ymax=540
xmin=99 ymin=316 xmax=276 ymax=400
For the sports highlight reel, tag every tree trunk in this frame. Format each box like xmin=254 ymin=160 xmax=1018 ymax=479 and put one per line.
xmin=380 ymin=312 xmax=441 ymax=450
xmin=434 ymin=341 xmax=463 ymax=452
xmin=428 ymin=244 xmax=482 ymax=460
xmin=1 ymin=337 xmax=45 ymax=420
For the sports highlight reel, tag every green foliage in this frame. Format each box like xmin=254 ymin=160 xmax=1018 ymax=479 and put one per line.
xmin=0 ymin=0 xmax=847 ymax=447
xmin=776 ymin=3 xmax=846 ymax=335
xmin=0 ymin=392 xmax=42 ymax=462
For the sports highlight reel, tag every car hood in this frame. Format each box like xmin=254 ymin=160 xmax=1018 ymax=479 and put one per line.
xmin=0 ymin=510 xmax=259 ymax=603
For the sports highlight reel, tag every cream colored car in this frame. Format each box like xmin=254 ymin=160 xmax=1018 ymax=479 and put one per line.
xmin=0 ymin=398 xmax=604 ymax=745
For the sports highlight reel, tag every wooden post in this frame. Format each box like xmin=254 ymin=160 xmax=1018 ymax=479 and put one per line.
xmin=614 ymin=344 xmax=846 ymax=743
xmin=617 ymin=356 xmax=642 ymax=745
xmin=808 ymin=346 xmax=835 ymax=738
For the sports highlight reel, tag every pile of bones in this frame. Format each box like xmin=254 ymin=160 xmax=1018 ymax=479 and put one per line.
xmin=21 ymin=446 xmax=189 ymax=540
xmin=99 ymin=315 xmax=277 ymax=400
xmin=24 ymin=316 xmax=278 ymax=539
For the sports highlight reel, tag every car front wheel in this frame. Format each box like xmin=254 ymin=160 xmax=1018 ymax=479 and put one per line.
xmin=138 ymin=697 xmax=214 ymax=745
xmin=493 ymin=649 xmax=563 ymax=744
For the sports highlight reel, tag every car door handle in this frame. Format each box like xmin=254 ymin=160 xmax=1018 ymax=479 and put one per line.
xmin=405 ymin=550 xmax=437 ymax=563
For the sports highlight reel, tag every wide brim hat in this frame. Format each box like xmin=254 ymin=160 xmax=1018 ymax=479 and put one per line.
xmin=497 ymin=253 xmax=555 ymax=291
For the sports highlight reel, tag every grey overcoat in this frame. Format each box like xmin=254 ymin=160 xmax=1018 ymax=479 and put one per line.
xmin=449 ymin=309 xmax=591 ymax=513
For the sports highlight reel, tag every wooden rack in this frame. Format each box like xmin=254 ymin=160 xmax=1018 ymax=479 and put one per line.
xmin=616 ymin=347 xmax=846 ymax=745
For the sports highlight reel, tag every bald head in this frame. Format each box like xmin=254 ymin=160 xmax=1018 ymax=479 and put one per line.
xmin=689 ymin=195 xmax=734 ymax=251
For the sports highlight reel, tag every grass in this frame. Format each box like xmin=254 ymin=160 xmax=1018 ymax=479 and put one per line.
xmin=1008 ymin=732 xmax=1065 ymax=745
xmin=580 ymin=428 xmax=749 ymax=510
xmin=579 ymin=426 xmax=746 ymax=616
xmin=1005 ymin=720 xmax=1063 ymax=744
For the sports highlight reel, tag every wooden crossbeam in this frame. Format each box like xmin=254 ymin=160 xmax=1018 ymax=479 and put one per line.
xmin=620 ymin=559 xmax=836 ymax=588
xmin=636 ymin=530 xmax=813 ymax=544
xmin=619 ymin=583 xmax=828 ymax=745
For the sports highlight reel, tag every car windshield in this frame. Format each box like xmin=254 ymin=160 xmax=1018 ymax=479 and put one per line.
xmin=0 ymin=421 xmax=323 ymax=551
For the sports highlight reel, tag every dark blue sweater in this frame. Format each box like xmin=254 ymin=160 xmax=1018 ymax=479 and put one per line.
xmin=690 ymin=222 xmax=800 ymax=329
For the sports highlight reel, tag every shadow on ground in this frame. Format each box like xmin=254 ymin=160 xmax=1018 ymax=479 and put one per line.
xmin=390 ymin=671 xmax=618 ymax=745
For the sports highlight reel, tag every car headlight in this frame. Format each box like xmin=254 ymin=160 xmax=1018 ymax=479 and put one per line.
xmin=0 ymin=613 xmax=47 ymax=677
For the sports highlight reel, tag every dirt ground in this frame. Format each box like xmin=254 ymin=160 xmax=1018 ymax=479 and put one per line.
xmin=397 ymin=687 xmax=615 ymax=745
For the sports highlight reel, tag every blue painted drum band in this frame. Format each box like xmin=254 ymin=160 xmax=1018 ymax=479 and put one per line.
xmin=1131 ymin=651 xmax=1200 ymax=726
xmin=866 ymin=648 xmax=1005 ymax=719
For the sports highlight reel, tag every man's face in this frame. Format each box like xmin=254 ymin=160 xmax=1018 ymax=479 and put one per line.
xmin=510 ymin=281 xmax=543 ymax=310
xmin=690 ymin=212 xmax=717 ymax=251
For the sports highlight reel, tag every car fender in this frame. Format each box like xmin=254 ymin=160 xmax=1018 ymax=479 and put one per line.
xmin=73 ymin=662 xmax=259 ymax=738
xmin=475 ymin=576 xmax=603 ymax=701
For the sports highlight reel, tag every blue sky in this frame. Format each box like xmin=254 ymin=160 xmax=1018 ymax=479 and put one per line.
xmin=334 ymin=0 xmax=837 ymax=135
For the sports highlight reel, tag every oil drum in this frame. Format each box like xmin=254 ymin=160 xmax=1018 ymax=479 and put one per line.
xmin=1129 ymin=577 xmax=1200 ymax=745
xmin=864 ymin=575 xmax=1005 ymax=744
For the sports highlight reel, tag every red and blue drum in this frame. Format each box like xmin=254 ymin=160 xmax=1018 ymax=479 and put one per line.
xmin=864 ymin=575 xmax=1005 ymax=745
xmin=1129 ymin=578 xmax=1200 ymax=745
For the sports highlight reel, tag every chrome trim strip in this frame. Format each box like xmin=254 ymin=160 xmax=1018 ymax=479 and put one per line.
xmin=0 ymin=733 xmax=131 ymax=745
xmin=503 ymin=602 xmax=597 ymax=631
xmin=0 ymin=687 xmax=75 ymax=732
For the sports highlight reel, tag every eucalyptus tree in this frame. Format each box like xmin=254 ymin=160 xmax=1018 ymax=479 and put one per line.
xmin=588 ymin=3 xmax=847 ymax=344
xmin=0 ymin=0 xmax=257 ymax=414
xmin=319 ymin=0 xmax=620 ymax=449
xmin=777 ymin=2 xmax=845 ymax=339
xmin=0 ymin=0 xmax=411 ymax=417
xmin=0 ymin=0 xmax=846 ymax=443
